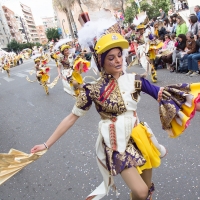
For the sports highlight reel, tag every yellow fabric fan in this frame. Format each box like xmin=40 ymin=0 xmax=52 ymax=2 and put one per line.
xmin=0 ymin=149 xmax=46 ymax=185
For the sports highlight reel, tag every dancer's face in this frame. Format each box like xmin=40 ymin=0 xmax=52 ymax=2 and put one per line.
xmin=63 ymin=48 xmax=69 ymax=56
xmin=103 ymin=48 xmax=123 ymax=78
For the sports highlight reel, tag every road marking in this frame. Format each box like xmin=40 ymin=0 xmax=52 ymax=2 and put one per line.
xmin=3 ymin=77 xmax=14 ymax=82
xmin=47 ymin=64 xmax=56 ymax=67
xmin=14 ymin=73 xmax=27 ymax=77
xmin=27 ymin=102 xmax=34 ymax=107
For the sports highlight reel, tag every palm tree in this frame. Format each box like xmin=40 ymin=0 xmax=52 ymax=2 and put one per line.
xmin=76 ymin=0 xmax=84 ymax=13
xmin=52 ymin=0 xmax=75 ymax=38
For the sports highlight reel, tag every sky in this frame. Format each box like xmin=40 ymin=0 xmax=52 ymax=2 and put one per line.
xmin=1 ymin=0 xmax=55 ymax=25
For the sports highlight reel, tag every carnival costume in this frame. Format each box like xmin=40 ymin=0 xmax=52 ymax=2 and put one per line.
xmin=30 ymin=54 xmax=50 ymax=95
xmin=54 ymin=39 xmax=89 ymax=97
xmin=2 ymin=60 xmax=10 ymax=78
xmin=1 ymin=12 xmax=200 ymax=200
xmin=76 ymin=16 xmax=200 ymax=199
xmin=132 ymin=13 xmax=163 ymax=83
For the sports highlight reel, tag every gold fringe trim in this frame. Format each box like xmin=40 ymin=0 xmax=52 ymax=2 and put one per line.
xmin=47 ymin=76 xmax=59 ymax=89
xmin=26 ymin=76 xmax=36 ymax=83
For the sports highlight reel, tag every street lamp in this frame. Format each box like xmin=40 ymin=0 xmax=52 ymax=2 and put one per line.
xmin=62 ymin=19 xmax=66 ymax=38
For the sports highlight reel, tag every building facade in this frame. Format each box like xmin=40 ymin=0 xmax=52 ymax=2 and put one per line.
xmin=53 ymin=0 xmax=129 ymax=38
xmin=20 ymin=3 xmax=39 ymax=43
xmin=2 ymin=6 xmax=23 ymax=43
xmin=42 ymin=17 xmax=57 ymax=31
xmin=36 ymin=25 xmax=48 ymax=44
xmin=0 ymin=3 xmax=12 ymax=49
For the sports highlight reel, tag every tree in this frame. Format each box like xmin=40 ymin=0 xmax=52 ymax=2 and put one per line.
xmin=7 ymin=40 xmax=42 ymax=52
xmin=140 ymin=0 xmax=170 ymax=19
xmin=124 ymin=0 xmax=139 ymax=24
xmin=53 ymin=0 xmax=76 ymax=39
xmin=45 ymin=28 xmax=60 ymax=41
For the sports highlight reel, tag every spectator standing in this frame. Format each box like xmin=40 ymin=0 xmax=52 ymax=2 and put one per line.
xmin=171 ymin=14 xmax=178 ymax=34
xmin=186 ymin=30 xmax=200 ymax=76
xmin=168 ymin=9 xmax=173 ymax=16
xmin=158 ymin=21 xmax=168 ymax=40
xmin=163 ymin=18 xmax=173 ymax=33
xmin=153 ymin=22 xmax=159 ymax=37
xmin=188 ymin=15 xmax=198 ymax=35
xmin=150 ymin=17 xmax=157 ymax=27
xmin=19 ymin=53 xmax=23 ymax=64
xmin=121 ymin=26 xmax=126 ymax=36
xmin=194 ymin=5 xmax=200 ymax=22
xmin=176 ymin=16 xmax=188 ymax=36
xmin=158 ymin=9 xmax=166 ymax=20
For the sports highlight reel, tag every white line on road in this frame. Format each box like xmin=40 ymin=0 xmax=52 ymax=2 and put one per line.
xmin=27 ymin=102 xmax=34 ymax=107
xmin=14 ymin=73 xmax=28 ymax=77
xmin=3 ymin=77 xmax=14 ymax=82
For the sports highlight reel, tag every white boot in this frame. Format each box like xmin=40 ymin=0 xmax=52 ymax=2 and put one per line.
xmin=144 ymin=122 xmax=167 ymax=158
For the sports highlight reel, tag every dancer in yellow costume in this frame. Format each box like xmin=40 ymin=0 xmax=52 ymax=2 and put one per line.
xmin=55 ymin=39 xmax=89 ymax=97
xmin=34 ymin=55 xmax=50 ymax=95
xmin=1 ymin=12 xmax=200 ymax=200
xmin=2 ymin=60 xmax=10 ymax=78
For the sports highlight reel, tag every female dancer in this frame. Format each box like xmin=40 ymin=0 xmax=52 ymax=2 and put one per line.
xmin=31 ymin=29 xmax=200 ymax=200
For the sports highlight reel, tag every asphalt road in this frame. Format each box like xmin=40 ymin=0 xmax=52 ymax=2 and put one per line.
xmin=0 ymin=60 xmax=200 ymax=200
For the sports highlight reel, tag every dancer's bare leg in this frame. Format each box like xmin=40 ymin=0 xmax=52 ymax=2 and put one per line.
xmin=121 ymin=167 xmax=149 ymax=200
xmin=140 ymin=169 xmax=152 ymax=188
xmin=196 ymin=103 xmax=200 ymax=112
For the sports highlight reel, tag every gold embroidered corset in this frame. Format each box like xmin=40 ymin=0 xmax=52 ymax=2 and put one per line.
xmin=75 ymin=73 xmax=161 ymax=120
xmin=76 ymin=73 xmax=128 ymax=120
xmin=60 ymin=56 xmax=71 ymax=69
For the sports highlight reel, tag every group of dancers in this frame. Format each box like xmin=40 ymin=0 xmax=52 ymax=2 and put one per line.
xmin=1 ymin=9 xmax=200 ymax=200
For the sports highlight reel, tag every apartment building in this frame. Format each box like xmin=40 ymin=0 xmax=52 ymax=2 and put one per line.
xmin=42 ymin=17 xmax=57 ymax=31
xmin=0 ymin=3 xmax=12 ymax=49
xmin=2 ymin=6 xmax=23 ymax=43
xmin=20 ymin=3 xmax=39 ymax=43
xmin=15 ymin=15 xmax=28 ymax=43
xmin=36 ymin=25 xmax=48 ymax=44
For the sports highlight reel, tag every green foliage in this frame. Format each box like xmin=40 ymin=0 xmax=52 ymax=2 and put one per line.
xmin=45 ymin=28 xmax=60 ymax=41
xmin=7 ymin=39 xmax=42 ymax=52
xmin=140 ymin=0 xmax=171 ymax=19
xmin=124 ymin=0 xmax=170 ymax=24
xmin=124 ymin=0 xmax=139 ymax=24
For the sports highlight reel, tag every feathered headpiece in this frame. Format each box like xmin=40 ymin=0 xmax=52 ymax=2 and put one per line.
xmin=78 ymin=10 xmax=128 ymax=72
xmin=31 ymin=54 xmax=41 ymax=63
xmin=133 ymin=12 xmax=149 ymax=29
xmin=54 ymin=38 xmax=72 ymax=52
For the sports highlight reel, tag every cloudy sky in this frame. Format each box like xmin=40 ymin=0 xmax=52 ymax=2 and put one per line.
xmin=1 ymin=0 xmax=55 ymax=25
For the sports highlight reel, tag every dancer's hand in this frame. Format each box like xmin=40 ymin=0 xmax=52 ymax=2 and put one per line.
xmin=62 ymin=76 xmax=67 ymax=81
xmin=31 ymin=144 xmax=46 ymax=153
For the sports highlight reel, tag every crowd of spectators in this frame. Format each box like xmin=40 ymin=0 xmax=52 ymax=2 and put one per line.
xmin=122 ymin=5 xmax=200 ymax=77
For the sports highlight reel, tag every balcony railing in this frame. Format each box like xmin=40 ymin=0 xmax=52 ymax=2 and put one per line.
xmin=21 ymin=6 xmax=31 ymax=14
xmin=10 ymin=29 xmax=16 ymax=34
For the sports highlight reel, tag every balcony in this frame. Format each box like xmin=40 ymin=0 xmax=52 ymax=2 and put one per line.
xmin=26 ymin=17 xmax=34 ymax=23
xmin=7 ymin=21 xmax=12 ymax=27
xmin=21 ymin=6 xmax=31 ymax=14
xmin=10 ymin=29 xmax=16 ymax=34
xmin=27 ymin=24 xmax=36 ymax=29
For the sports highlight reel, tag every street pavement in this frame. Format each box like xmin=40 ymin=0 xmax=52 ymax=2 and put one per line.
xmin=0 ymin=61 xmax=200 ymax=200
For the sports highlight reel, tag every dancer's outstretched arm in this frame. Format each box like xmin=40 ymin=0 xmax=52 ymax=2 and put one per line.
xmin=31 ymin=113 xmax=79 ymax=153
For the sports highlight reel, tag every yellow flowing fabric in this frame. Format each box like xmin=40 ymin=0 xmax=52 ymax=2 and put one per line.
xmin=170 ymin=83 xmax=200 ymax=138
xmin=131 ymin=124 xmax=161 ymax=174
xmin=0 ymin=149 xmax=46 ymax=185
